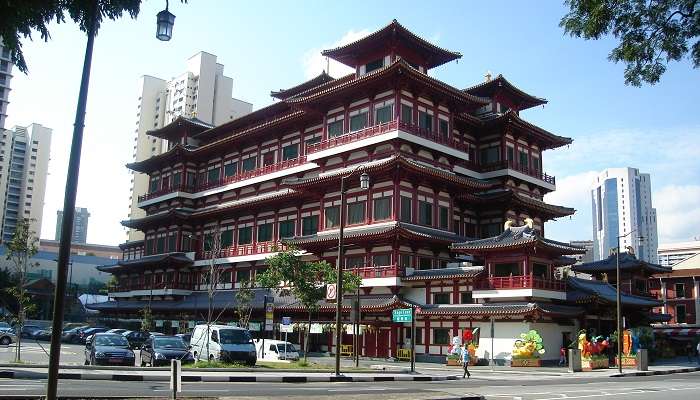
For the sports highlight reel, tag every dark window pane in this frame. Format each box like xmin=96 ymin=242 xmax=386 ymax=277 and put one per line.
xmin=257 ymin=223 xmax=273 ymax=242
xmin=372 ymin=254 xmax=390 ymax=266
xmin=418 ymin=201 xmax=433 ymax=226
xmin=400 ymin=196 xmax=412 ymax=223
xmin=172 ymin=172 xmax=182 ymax=187
xmin=236 ymin=269 xmax=250 ymax=283
xmin=365 ymin=58 xmax=384 ymax=73
xmin=221 ymin=230 xmax=233 ymax=247
xmin=480 ymin=147 xmax=500 ymax=164
xmin=282 ymin=144 xmax=299 ymax=160
xmin=327 ymin=120 xmax=343 ymax=137
xmin=263 ymin=152 xmax=275 ymax=166
xmin=242 ymin=157 xmax=257 ymax=172
xmin=238 ymin=227 xmax=252 ymax=245
xmin=433 ymin=328 xmax=450 ymax=345
xmin=207 ymin=168 xmax=220 ymax=183
xmin=325 ymin=206 xmax=339 ymax=228
xmin=347 ymin=202 xmax=366 ymax=225
xmin=302 ymin=215 xmax=319 ymax=235
xmin=279 ymin=220 xmax=295 ymax=238
xmin=439 ymin=206 xmax=449 ymax=230
xmin=168 ymin=234 xmax=176 ymax=252
xmin=439 ymin=119 xmax=449 ymax=138
xmin=401 ymin=104 xmax=413 ymax=124
xmin=373 ymin=197 xmax=392 ymax=221
xmin=433 ymin=293 xmax=450 ymax=304
xmin=149 ymin=177 xmax=160 ymax=193
xmin=156 ymin=237 xmax=165 ymax=254
xmin=519 ymin=151 xmax=529 ymax=167
xmin=224 ymin=162 xmax=238 ymax=177
xmin=418 ymin=111 xmax=432 ymax=132
xmin=346 ymin=256 xmax=365 ymax=268
xmin=418 ymin=257 xmax=432 ymax=270
xmin=460 ymin=292 xmax=473 ymax=304
xmin=399 ymin=254 xmax=412 ymax=268
xmin=375 ymin=105 xmax=392 ymax=124
xmin=349 ymin=112 xmax=367 ymax=132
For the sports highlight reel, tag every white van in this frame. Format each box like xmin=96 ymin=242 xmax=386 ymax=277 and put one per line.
xmin=190 ymin=324 xmax=256 ymax=366
xmin=254 ymin=339 xmax=300 ymax=361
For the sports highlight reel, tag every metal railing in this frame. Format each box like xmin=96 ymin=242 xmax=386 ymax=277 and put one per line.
xmin=346 ymin=264 xmax=405 ymax=279
xmin=196 ymin=241 xmax=286 ymax=260
xmin=476 ymin=274 xmax=566 ymax=291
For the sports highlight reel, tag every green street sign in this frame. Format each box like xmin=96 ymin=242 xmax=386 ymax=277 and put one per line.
xmin=392 ymin=308 xmax=412 ymax=322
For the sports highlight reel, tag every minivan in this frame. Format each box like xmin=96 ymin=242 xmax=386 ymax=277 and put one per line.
xmin=190 ymin=324 xmax=256 ymax=366
xmin=254 ymin=339 xmax=300 ymax=361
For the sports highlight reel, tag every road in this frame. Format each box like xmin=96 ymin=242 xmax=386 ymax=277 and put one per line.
xmin=1 ymin=372 xmax=699 ymax=399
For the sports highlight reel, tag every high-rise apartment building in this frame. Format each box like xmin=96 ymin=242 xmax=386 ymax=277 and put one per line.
xmin=55 ymin=207 xmax=91 ymax=244
xmin=127 ymin=52 xmax=252 ymax=241
xmin=0 ymin=124 xmax=52 ymax=242
xmin=591 ymin=167 xmax=658 ymax=263
xmin=658 ymin=241 xmax=700 ymax=267
xmin=0 ymin=39 xmax=13 ymax=131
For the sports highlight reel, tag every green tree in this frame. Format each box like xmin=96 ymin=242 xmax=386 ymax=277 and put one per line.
xmin=258 ymin=248 xmax=362 ymax=362
xmin=235 ymin=279 xmax=254 ymax=329
xmin=4 ymin=219 xmax=39 ymax=362
xmin=560 ymin=0 xmax=700 ymax=86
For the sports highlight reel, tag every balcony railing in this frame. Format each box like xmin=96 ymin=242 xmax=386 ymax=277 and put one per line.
xmin=138 ymin=182 xmax=196 ymax=202
xmin=112 ymin=281 xmax=194 ymax=293
xmin=307 ymin=120 xmax=399 ymax=154
xmin=397 ymin=121 xmax=470 ymax=153
xmin=481 ymin=160 xmax=556 ymax=185
xmin=476 ymin=275 xmax=566 ymax=292
xmin=196 ymin=241 xmax=286 ymax=260
xmin=196 ymin=156 xmax=307 ymax=191
xmin=347 ymin=264 xmax=405 ymax=279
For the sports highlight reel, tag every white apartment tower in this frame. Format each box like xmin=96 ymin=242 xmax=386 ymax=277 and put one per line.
xmin=0 ymin=39 xmax=13 ymax=131
xmin=0 ymin=124 xmax=52 ymax=242
xmin=127 ymin=52 xmax=252 ymax=241
xmin=591 ymin=167 xmax=658 ymax=263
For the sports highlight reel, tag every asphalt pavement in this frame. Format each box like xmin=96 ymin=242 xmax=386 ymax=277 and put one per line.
xmin=1 ymin=372 xmax=699 ymax=399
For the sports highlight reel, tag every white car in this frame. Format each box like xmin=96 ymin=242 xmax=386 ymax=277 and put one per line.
xmin=0 ymin=329 xmax=17 ymax=345
xmin=254 ymin=339 xmax=300 ymax=361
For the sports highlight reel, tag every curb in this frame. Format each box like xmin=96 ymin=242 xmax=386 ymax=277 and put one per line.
xmin=610 ymin=366 xmax=700 ymax=377
xmin=428 ymin=397 xmax=484 ymax=400
xmin=0 ymin=370 xmax=458 ymax=383
xmin=0 ymin=363 xmax=379 ymax=374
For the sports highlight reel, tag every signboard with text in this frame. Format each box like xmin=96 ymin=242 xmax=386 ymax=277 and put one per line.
xmin=264 ymin=296 xmax=275 ymax=331
xmin=392 ymin=308 xmax=412 ymax=323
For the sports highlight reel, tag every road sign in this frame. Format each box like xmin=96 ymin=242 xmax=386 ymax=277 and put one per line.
xmin=264 ymin=296 xmax=275 ymax=332
xmin=392 ymin=308 xmax=412 ymax=322
xmin=280 ymin=324 xmax=293 ymax=333
xmin=310 ymin=323 xmax=323 ymax=334
xmin=326 ymin=283 xmax=337 ymax=300
xmin=282 ymin=316 xmax=292 ymax=326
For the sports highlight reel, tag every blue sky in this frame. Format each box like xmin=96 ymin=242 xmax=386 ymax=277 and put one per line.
xmin=6 ymin=0 xmax=700 ymax=245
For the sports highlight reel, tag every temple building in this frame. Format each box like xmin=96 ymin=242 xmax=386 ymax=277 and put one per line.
xmin=89 ymin=21 xmax=664 ymax=363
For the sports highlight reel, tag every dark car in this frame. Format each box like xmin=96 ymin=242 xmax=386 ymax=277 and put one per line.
xmin=62 ymin=326 xmax=90 ymax=343
xmin=15 ymin=325 xmax=43 ymax=339
xmin=76 ymin=327 xmax=108 ymax=344
xmin=123 ymin=330 xmax=150 ymax=349
xmin=31 ymin=329 xmax=52 ymax=341
xmin=175 ymin=333 xmax=191 ymax=346
xmin=140 ymin=336 xmax=194 ymax=367
xmin=84 ymin=333 xmax=135 ymax=366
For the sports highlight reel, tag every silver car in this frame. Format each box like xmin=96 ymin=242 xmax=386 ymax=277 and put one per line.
xmin=0 ymin=329 xmax=16 ymax=345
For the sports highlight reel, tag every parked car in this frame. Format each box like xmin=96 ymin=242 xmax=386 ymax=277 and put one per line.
xmin=0 ymin=329 xmax=16 ymax=345
xmin=84 ymin=333 xmax=135 ymax=366
xmin=140 ymin=335 xmax=194 ymax=367
xmin=16 ymin=325 xmax=43 ymax=339
xmin=175 ymin=333 xmax=191 ymax=346
xmin=122 ymin=330 xmax=150 ymax=349
xmin=0 ymin=322 xmax=11 ymax=330
xmin=254 ymin=339 xmax=300 ymax=361
xmin=62 ymin=326 xmax=90 ymax=343
xmin=190 ymin=324 xmax=256 ymax=365
xmin=76 ymin=327 xmax=108 ymax=344
xmin=106 ymin=329 xmax=128 ymax=335
xmin=31 ymin=329 xmax=52 ymax=341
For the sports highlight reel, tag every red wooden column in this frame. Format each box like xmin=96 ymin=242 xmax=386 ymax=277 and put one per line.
xmin=321 ymin=113 xmax=328 ymax=141
xmin=452 ymin=279 xmax=460 ymax=304
xmin=390 ymin=323 xmax=398 ymax=358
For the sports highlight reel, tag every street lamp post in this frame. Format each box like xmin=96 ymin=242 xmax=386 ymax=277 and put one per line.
xmin=334 ymin=168 xmax=369 ymax=376
xmin=615 ymin=230 xmax=643 ymax=374
xmin=45 ymin=3 xmax=175 ymax=399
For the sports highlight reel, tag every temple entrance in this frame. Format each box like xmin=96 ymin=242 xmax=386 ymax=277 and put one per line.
xmin=494 ymin=263 xmax=520 ymax=276
xmin=365 ymin=329 xmax=377 ymax=357
xmin=376 ymin=328 xmax=389 ymax=358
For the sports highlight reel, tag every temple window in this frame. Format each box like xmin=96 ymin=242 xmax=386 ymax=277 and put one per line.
xmin=676 ymin=304 xmax=686 ymax=323
xmin=634 ymin=279 xmax=647 ymax=294
xmin=438 ymin=119 xmax=449 ymax=139
xmin=279 ymin=220 xmax=295 ymax=239
xmin=346 ymin=256 xmax=365 ymax=268
xmin=161 ymin=175 xmax=170 ymax=190
xmin=532 ymin=263 xmax=548 ymax=278
xmin=167 ymin=233 xmax=176 ymax=252
xmin=145 ymin=239 xmax=154 ymax=255
xmin=262 ymin=152 xmax=275 ymax=167
xmin=165 ymin=271 xmax=173 ymax=283
xmin=481 ymin=222 xmax=501 ymax=238
xmin=220 ymin=229 xmax=234 ymax=248
xmin=156 ymin=235 xmax=166 ymax=254
xmin=494 ymin=263 xmax=520 ymax=277
xmin=238 ymin=226 xmax=253 ymax=245
xmin=438 ymin=206 xmax=449 ymax=230
xmin=364 ymin=58 xmax=384 ymax=74
xmin=506 ymin=145 xmax=514 ymax=163
xmin=172 ymin=171 xmax=182 ymax=187
xmin=203 ymin=232 xmax=214 ymax=251
xmin=400 ymin=196 xmax=412 ymax=223
xmin=349 ymin=109 xmax=368 ymax=132
xmin=372 ymin=196 xmax=392 ymax=221
xmin=418 ymin=200 xmax=433 ymax=226
xmin=418 ymin=257 xmax=432 ymax=270
xmin=241 ymin=156 xmax=257 ymax=172
xmin=257 ymin=222 xmax=273 ymax=242
xmin=498 ymin=102 xmax=510 ymax=113
xmin=186 ymin=171 xmax=196 ymax=188
xmin=433 ymin=328 xmax=450 ymax=345
xmin=433 ymin=292 xmax=450 ymax=304
xmin=181 ymin=234 xmax=192 ymax=252
xmin=401 ymin=104 xmax=413 ymax=124
xmin=413 ymin=328 xmax=423 ymax=345
xmin=236 ymin=269 xmax=251 ymax=283
xmin=327 ymin=119 xmax=344 ymax=138
xmin=399 ymin=254 xmax=412 ymax=268
xmin=675 ymin=283 xmax=685 ymax=298
xmin=374 ymin=103 xmax=393 ymax=124
xmin=324 ymin=206 xmax=340 ymax=228
xmin=438 ymin=259 xmax=449 ymax=268
xmin=519 ymin=150 xmax=529 ymax=168
xmin=480 ymin=145 xmax=500 ymax=164
xmin=304 ymin=135 xmax=321 ymax=148
xmin=460 ymin=292 xmax=473 ymax=304
xmin=347 ymin=201 xmax=366 ymax=225
xmin=224 ymin=161 xmax=238 ymax=177
xmin=418 ymin=110 xmax=433 ymax=132
xmin=282 ymin=144 xmax=299 ymax=161
xmin=149 ymin=176 xmax=160 ymax=193
xmin=301 ymin=215 xmax=319 ymax=235
xmin=372 ymin=254 xmax=391 ymax=266
xmin=221 ymin=270 xmax=232 ymax=284
xmin=207 ymin=167 xmax=220 ymax=183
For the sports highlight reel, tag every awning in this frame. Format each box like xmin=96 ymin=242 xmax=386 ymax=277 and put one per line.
xmin=654 ymin=328 xmax=700 ymax=337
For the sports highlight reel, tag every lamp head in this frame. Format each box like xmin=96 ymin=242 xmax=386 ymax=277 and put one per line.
xmin=156 ymin=8 xmax=176 ymax=41
xmin=359 ymin=173 xmax=370 ymax=190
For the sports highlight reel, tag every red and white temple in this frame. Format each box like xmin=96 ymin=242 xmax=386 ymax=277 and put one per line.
xmin=90 ymin=20 xmax=663 ymax=363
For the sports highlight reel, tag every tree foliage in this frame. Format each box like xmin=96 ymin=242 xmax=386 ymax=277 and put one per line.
xmin=560 ymin=0 xmax=700 ymax=86
xmin=234 ymin=279 xmax=254 ymax=329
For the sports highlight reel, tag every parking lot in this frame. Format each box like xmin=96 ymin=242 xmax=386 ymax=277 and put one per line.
xmin=0 ymin=341 xmax=125 ymax=365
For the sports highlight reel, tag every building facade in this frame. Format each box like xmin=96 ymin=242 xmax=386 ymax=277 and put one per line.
xmin=0 ymin=123 xmax=52 ymax=242
xmin=591 ymin=167 xmax=658 ymax=264
xmin=56 ymin=207 xmax=91 ymax=244
xmin=569 ymin=240 xmax=594 ymax=264
xmin=91 ymin=21 xmax=664 ymax=362
xmin=650 ymin=254 xmax=700 ymax=326
xmin=127 ymin=52 xmax=253 ymax=241
xmin=658 ymin=241 xmax=700 ymax=267
xmin=0 ymin=39 xmax=11 ymax=131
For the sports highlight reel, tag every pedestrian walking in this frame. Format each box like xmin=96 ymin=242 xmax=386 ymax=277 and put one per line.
xmin=460 ymin=344 xmax=471 ymax=379
xmin=559 ymin=346 xmax=567 ymax=366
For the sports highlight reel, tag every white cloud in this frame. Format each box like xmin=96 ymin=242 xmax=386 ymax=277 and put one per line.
xmin=654 ymin=184 xmax=700 ymax=243
xmin=544 ymin=171 xmax=598 ymax=242
xmin=301 ymin=29 xmax=370 ymax=79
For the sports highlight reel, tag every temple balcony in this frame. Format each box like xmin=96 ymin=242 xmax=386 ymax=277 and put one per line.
xmin=137 ymin=156 xmax=312 ymax=207
xmin=481 ymin=160 xmax=556 ymax=185
xmin=196 ymin=241 xmax=287 ymax=261
xmin=348 ymin=264 xmax=405 ymax=287
xmin=109 ymin=281 xmax=194 ymax=298
xmin=472 ymin=274 xmax=567 ymax=300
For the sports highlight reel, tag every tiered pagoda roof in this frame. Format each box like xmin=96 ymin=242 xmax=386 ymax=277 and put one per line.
xmin=418 ymin=302 xmax=584 ymax=318
xmin=482 ymin=110 xmax=572 ymax=150
xmin=457 ymin=189 xmax=575 ymax=220
xmin=97 ymin=252 xmax=193 ymax=274
xmin=321 ymin=19 xmax=462 ymax=69
xmin=451 ymin=223 xmax=585 ymax=255
xmin=567 ymin=276 xmax=662 ymax=307
xmin=572 ymin=253 xmax=671 ymax=275
xmin=402 ymin=266 xmax=484 ymax=281
xmin=270 ymin=71 xmax=336 ymax=100
xmin=464 ymin=74 xmax=547 ymax=110
xmin=147 ymin=115 xmax=214 ymax=141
